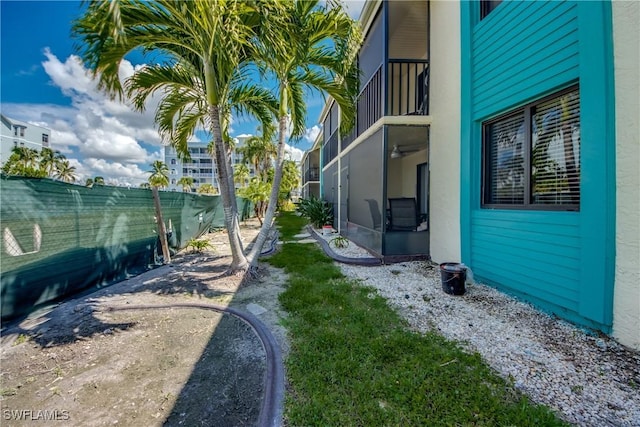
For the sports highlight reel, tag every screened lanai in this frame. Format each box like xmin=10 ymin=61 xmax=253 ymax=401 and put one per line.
xmin=320 ymin=0 xmax=431 ymax=260
xmin=323 ymin=125 xmax=429 ymax=259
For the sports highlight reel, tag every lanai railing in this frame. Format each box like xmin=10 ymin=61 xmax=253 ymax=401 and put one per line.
xmin=341 ymin=59 xmax=429 ymax=151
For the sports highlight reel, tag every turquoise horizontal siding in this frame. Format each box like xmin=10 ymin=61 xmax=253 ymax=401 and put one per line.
xmin=460 ymin=1 xmax=616 ymax=332
xmin=471 ymin=1 xmax=579 ymax=119
xmin=470 ymin=210 xmax=581 ymax=303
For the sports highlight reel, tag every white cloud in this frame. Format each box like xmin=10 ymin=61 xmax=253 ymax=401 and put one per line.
xmin=303 ymin=125 xmax=321 ymax=143
xmin=83 ymin=158 xmax=148 ymax=185
xmin=2 ymin=50 xmax=165 ymax=185
xmin=2 ymin=48 xmax=316 ymax=185
xmin=285 ymin=144 xmax=304 ymax=163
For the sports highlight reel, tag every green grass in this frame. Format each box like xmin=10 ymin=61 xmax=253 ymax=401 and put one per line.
xmin=276 ymin=210 xmax=309 ymax=241
xmin=267 ymin=211 xmax=568 ymax=427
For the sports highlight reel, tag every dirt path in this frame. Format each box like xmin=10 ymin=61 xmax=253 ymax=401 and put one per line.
xmin=0 ymin=219 xmax=289 ymax=426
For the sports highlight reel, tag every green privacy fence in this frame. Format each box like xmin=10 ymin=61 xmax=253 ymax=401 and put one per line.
xmin=0 ymin=176 xmax=252 ymax=320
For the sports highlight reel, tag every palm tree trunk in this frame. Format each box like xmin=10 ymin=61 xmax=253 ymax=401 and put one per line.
xmin=225 ymin=146 xmax=244 ymax=251
xmin=246 ymin=113 xmax=288 ymax=265
xmin=152 ymin=187 xmax=171 ymax=264
xmin=209 ymin=104 xmax=248 ymax=272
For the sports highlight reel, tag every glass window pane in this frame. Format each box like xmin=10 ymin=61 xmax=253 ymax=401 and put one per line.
xmin=481 ymin=0 xmax=503 ymax=19
xmin=531 ymin=88 xmax=580 ymax=206
xmin=484 ymin=113 xmax=525 ymax=204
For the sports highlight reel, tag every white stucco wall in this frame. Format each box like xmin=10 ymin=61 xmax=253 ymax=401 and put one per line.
xmin=428 ymin=0 xmax=461 ymax=263
xmin=386 ymin=149 xmax=428 ymax=199
xmin=612 ymin=1 xmax=640 ymax=350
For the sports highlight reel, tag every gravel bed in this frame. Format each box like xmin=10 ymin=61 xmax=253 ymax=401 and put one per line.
xmin=313 ymin=228 xmax=377 ymax=258
xmin=311 ymin=229 xmax=640 ymax=426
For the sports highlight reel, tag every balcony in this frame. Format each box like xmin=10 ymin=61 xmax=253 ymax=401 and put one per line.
xmin=323 ymin=0 xmax=430 ymax=163
xmin=340 ymin=60 xmax=429 ymax=150
xmin=304 ymin=167 xmax=320 ymax=183
xmin=323 ymin=131 xmax=339 ymax=166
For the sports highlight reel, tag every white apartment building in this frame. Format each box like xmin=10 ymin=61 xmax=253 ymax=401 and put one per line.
xmin=0 ymin=114 xmax=51 ymax=165
xmin=163 ymin=136 xmax=253 ymax=192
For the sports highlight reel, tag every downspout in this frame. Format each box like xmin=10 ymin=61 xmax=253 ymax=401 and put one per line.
xmin=337 ymin=104 xmax=342 ymax=234
xmin=382 ymin=1 xmax=389 ymax=252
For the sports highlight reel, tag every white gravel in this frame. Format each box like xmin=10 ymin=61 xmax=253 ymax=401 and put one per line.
xmin=311 ymin=229 xmax=640 ymax=427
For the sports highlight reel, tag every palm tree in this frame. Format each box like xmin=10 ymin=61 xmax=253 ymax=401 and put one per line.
xmin=148 ymin=160 xmax=169 ymax=189
xmin=145 ymin=160 xmax=171 ymax=262
xmin=1 ymin=146 xmax=45 ymax=177
xmin=238 ymin=134 xmax=277 ymax=182
xmin=233 ymin=163 xmax=250 ymax=188
xmin=73 ymin=0 xmax=280 ymax=273
xmin=53 ymin=160 xmax=77 ymax=183
xmin=197 ymin=183 xmax=218 ymax=195
xmin=139 ymin=182 xmax=151 ymax=189
xmin=244 ymin=0 xmax=360 ymax=264
xmin=40 ymin=147 xmax=64 ymax=177
xmin=16 ymin=146 xmax=40 ymax=170
xmin=279 ymin=159 xmax=301 ymax=204
xmin=93 ymin=176 xmax=105 ymax=186
xmin=177 ymin=176 xmax=194 ymax=192
xmin=238 ymin=178 xmax=270 ymax=225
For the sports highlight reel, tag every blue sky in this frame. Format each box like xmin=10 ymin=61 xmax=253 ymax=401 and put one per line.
xmin=1 ymin=1 xmax=363 ymax=186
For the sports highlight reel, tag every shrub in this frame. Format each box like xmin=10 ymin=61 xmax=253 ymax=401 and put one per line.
xmin=297 ymin=196 xmax=333 ymax=228
xmin=330 ymin=236 xmax=349 ymax=249
xmin=186 ymin=238 xmax=212 ymax=253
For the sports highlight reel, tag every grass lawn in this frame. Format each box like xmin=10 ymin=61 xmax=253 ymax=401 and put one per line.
xmin=266 ymin=211 xmax=568 ymax=427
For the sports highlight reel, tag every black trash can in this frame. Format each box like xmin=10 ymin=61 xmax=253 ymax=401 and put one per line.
xmin=439 ymin=263 xmax=467 ymax=295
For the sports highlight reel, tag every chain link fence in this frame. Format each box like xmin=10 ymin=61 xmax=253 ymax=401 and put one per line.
xmin=1 ymin=176 xmax=252 ymax=319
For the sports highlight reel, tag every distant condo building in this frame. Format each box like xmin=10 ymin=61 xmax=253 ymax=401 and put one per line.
xmin=0 ymin=114 xmax=51 ymax=166
xmin=163 ymin=136 xmax=253 ymax=192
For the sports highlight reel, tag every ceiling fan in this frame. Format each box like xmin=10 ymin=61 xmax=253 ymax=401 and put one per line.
xmin=390 ymin=144 xmax=421 ymax=159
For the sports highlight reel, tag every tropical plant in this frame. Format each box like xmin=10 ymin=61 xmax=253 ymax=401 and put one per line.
xmin=1 ymin=144 xmax=76 ymax=181
xmin=297 ymin=196 xmax=333 ymax=228
xmin=93 ymin=176 xmax=105 ymax=186
xmin=145 ymin=160 xmax=171 ymax=262
xmin=243 ymin=0 xmax=360 ymax=265
xmin=53 ymin=160 xmax=77 ymax=183
xmin=139 ymin=182 xmax=151 ymax=189
xmin=73 ymin=0 xmax=280 ymax=273
xmin=233 ymin=163 xmax=250 ymax=188
xmin=72 ymin=0 xmax=359 ymax=273
xmin=40 ymin=147 xmax=65 ymax=177
xmin=197 ymin=183 xmax=218 ymax=195
xmin=278 ymin=159 xmax=301 ymax=206
xmin=85 ymin=178 xmax=94 ymax=187
xmin=1 ymin=146 xmax=46 ymax=178
xmin=186 ymin=238 xmax=212 ymax=253
xmin=177 ymin=176 xmax=195 ymax=192
xmin=330 ymin=235 xmax=349 ymax=249
xmin=148 ymin=160 xmax=169 ymax=189
xmin=238 ymin=134 xmax=277 ymax=181
xmin=238 ymin=177 xmax=271 ymax=225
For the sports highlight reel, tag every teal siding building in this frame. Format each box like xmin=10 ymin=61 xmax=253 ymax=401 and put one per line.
xmin=460 ymin=1 xmax=617 ymax=332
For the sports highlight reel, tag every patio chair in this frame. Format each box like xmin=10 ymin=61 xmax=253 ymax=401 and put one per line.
xmin=388 ymin=197 xmax=419 ymax=231
xmin=365 ymin=199 xmax=383 ymax=231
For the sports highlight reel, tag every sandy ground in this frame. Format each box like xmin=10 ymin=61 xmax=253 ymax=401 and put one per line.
xmin=0 ymin=218 xmax=289 ymax=427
